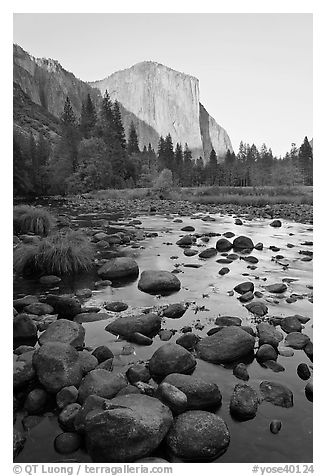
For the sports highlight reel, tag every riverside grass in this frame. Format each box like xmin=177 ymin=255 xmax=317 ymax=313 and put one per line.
xmin=86 ymin=185 xmax=313 ymax=206
xmin=13 ymin=205 xmax=54 ymax=236
xmin=14 ymin=230 xmax=94 ymax=276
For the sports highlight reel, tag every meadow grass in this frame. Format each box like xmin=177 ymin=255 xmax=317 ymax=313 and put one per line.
xmin=84 ymin=185 xmax=313 ymax=206
xmin=13 ymin=205 xmax=54 ymax=236
xmin=14 ymin=230 xmax=95 ymax=276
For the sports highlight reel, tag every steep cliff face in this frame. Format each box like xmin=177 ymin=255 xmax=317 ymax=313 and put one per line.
xmin=13 ymin=45 xmax=233 ymax=161
xmin=13 ymin=44 xmax=102 ymax=118
xmin=90 ymin=62 xmax=233 ymax=161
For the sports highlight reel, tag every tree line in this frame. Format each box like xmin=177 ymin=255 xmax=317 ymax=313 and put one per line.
xmin=13 ymin=91 xmax=313 ymax=196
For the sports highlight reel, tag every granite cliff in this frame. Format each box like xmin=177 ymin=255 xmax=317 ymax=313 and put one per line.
xmin=90 ymin=61 xmax=233 ymax=161
xmin=13 ymin=45 xmax=232 ymax=160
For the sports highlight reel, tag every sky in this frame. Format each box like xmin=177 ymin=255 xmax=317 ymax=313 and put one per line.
xmin=13 ymin=13 xmax=312 ymax=156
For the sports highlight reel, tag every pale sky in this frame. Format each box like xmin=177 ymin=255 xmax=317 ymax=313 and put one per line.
xmin=13 ymin=13 xmax=312 ymax=156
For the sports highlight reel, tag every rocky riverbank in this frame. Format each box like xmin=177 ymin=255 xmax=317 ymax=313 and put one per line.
xmin=13 ymin=201 xmax=313 ymax=463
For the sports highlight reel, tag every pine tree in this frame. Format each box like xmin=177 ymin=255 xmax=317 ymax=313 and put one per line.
xmin=208 ymin=148 xmax=218 ymax=185
xmin=298 ymin=136 xmax=313 ymax=185
xmin=164 ymin=133 xmax=175 ymax=172
xmin=157 ymin=136 xmax=166 ymax=171
xmin=61 ymin=96 xmax=80 ymax=172
xmin=99 ymin=90 xmax=116 ymax=144
xmin=174 ymin=143 xmax=183 ymax=183
xmin=127 ymin=121 xmax=140 ymax=154
xmin=112 ymin=100 xmax=126 ymax=149
xmin=183 ymin=143 xmax=193 ymax=186
xmin=80 ymin=94 xmax=97 ymax=139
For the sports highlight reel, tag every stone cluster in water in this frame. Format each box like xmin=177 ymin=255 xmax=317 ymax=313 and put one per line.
xmin=13 ymin=198 xmax=313 ymax=462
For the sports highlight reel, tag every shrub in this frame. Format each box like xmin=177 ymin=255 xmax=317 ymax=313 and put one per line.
xmin=152 ymin=169 xmax=173 ymax=198
xmin=14 ymin=230 xmax=95 ymax=276
xmin=13 ymin=205 xmax=54 ymax=236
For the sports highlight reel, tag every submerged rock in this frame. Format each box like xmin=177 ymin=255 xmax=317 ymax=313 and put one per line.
xmin=270 ymin=420 xmax=282 ymax=434
xmin=149 ymin=343 xmax=196 ymax=378
xmin=54 ymin=432 xmax=82 ymax=454
xmin=215 ymin=316 xmax=242 ymax=326
xmin=33 ymin=342 xmax=83 ymax=393
xmin=166 ymin=410 xmax=230 ymax=461
xmin=176 ymin=332 xmax=200 ymax=350
xmin=44 ymin=294 xmax=81 ymax=319
xmin=198 ymin=248 xmax=217 ymax=259
xmin=196 ymin=326 xmax=255 ymax=364
xmin=78 ymin=370 xmax=128 ymax=403
xmin=233 ymin=236 xmax=254 ymax=250
xmin=105 ymin=312 xmax=161 ymax=339
xmin=265 ymin=283 xmax=287 ymax=294
xmin=38 ymin=319 xmax=85 ymax=348
xmin=85 ymin=394 xmax=173 ymax=462
xmin=105 ymin=301 xmax=128 ymax=312
xmin=245 ymin=301 xmax=268 ymax=317
xmin=233 ymin=363 xmax=249 ymax=381
xmin=163 ymin=303 xmax=187 ymax=319
xmin=230 ymin=384 xmax=259 ymax=420
xmin=257 ymin=322 xmax=283 ymax=348
xmin=156 ymin=382 xmax=188 ymax=414
xmin=234 ymin=281 xmax=254 ymax=295
xmin=297 ymin=363 xmax=311 ymax=381
xmin=260 ymin=381 xmax=293 ymax=408
xmin=284 ymin=332 xmax=310 ymax=349
xmin=280 ymin=316 xmax=302 ymax=334
xmin=163 ymin=373 xmax=222 ymax=410
xmin=270 ymin=220 xmax=282 ymax=227
xmin=98 ymin=257 xmax=139 ymax=280
xmin=256 ymin=344 xmax=278 ymax=362
xmin=216 ymin=238 xmax=233 ymax=252
xmin=138 ymin=270 xmax=181 ymax=294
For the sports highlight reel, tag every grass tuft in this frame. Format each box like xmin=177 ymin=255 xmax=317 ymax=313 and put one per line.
xmin=13 ymin=205 xmax=54 ymax=236
xmin=14 ymin=230 xmax=95 ymax=276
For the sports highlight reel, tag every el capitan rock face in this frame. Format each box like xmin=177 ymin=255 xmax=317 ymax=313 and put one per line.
xmin=90 ymin=61 xmax=233 ymax=161
xmin=13 ymin=45 xmax=232 ymax=161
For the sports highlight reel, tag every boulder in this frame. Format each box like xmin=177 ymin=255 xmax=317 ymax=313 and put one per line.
xmin=126 ymin=364 xmax=151 ymax=385
xmin=39 ymin=319 xmax=85 ymax=348
xmin=149 ymin=343 xmax=196 ymax=379
xmin=156 ymin=382 xmax=188 ymax=414
xmin=78 ymin=350 xmax=98 ymax=374
xmin=234 ymin=282 xmax=254 ymax=295
xmin=270 ymin=220 xmax=282 ymax=227
xmin=74 ymin=395 xmax=107 ymax=434
xmin=215 ymin=316 xmax=242 ymax=326
xmin=44 ymin=294 xmax=81 ymax=319
xmin=285 ymin=332 xmax=310 ymax=349
xmin=166 ymin=410 xmax=230 ymax=461
xmin=92 ymin=346 xmax=114 ymax=363
xmin=260 ymin=381 xmax=293 ymax=407
xmin=13 ymin=314 xmax=38 ymax=346
xmin=78 ymin=370 xmax=128 ymax=403
xmin=163 ymin=373 xmax=222 ymax=410
xmin=230 ymin=384 xmax=259 ymax=420
xmin=13 ymin=295 xmax=38 ymax=312
xmin=54 ymin=432 xmax=82 ymax=454
xmin=13 ymin=352 xmax=36 ymax=390
xmin=138 ymin=270 xmax=181 ymax=294
xmin=233 ymin=363 xmax=250 ymax=381
xmin=163 ymin=303 xmax=187 ymax=319
xmin=196 ymin=326 xmax=255 ymax=364
xmin=245 ymin=301 xmax=268 ymax=317
xmin=280 ymin=316 xmax=302 ymax=334
xmin=176 ymin=332 xmax=200 ymax=350
xmin=198 ymin=248 xmax=217 ymax=259
xmin=297 ymin=363 xmax=311 ymax=381
xmin=181 ymin=226 xmax=195 ymax=232
xmin=24 ymin=302 xmax=54 ymax=315
xmin=176 ymin=235 xmax=193 ymax=246
xmin=239 ymin=291 xmax=254 ymax=302
xmin=39 ymin=275 xmax=61 ymax=285
xmin=56 ymin=386 xmax=78 ymax=409
xmin=85 ymin=394 xmax=173 ymax=462
xmin=257 ymin=322 xmax=283 ymax=348
xmin=24 ymin=388 xmax=48 ymax=414
xmin=216 ymin=238 xmax=232 ymax=252
xmin=58 ymin=403 xmax=81 ymax=431
xmin=33 ymin=342 xmax=83 ymax=393
xmin=105 ymin=312 xmax=161 ymax=339
xmin=104 ymin=301 xmax=128 ymax=312
xmin=233 ymin=236 xmax=254 ymax=250
xmin=256 ymin=344 xmax=278 ymax=362
xmin=265 ymin=283 xmax=287 ymax=294
xmin=98 ymin=257 xmax=139 ymax=280
xmin=219 ymin=267 xmax=230 ymax=275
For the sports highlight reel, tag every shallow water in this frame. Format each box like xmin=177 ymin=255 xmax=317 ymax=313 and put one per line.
xmin=14 ymin=207 xmax=313 ymax=463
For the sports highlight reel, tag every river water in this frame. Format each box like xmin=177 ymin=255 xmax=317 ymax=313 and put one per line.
xmin=14 ymin=205 xmax=313 ymax=463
